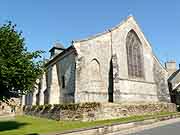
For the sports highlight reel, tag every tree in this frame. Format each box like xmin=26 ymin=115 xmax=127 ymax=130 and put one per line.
xmin=0 ymin=21 xmax=44 ymax=101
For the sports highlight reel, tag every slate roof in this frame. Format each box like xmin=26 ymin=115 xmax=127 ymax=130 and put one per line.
xmin=54 ymin=43 xmax=65 ymax=49
xmin=49 ymin=42 xmax=65 ymax=52
xmin=174 ymin=82 xmax=180 ymax=90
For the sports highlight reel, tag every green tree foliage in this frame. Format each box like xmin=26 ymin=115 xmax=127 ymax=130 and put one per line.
xmin=0 ymin=21 xmax=44 ymax=100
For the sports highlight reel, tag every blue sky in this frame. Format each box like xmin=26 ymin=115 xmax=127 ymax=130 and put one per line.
xmin=0 ymin=0 xmax=179 ymax=65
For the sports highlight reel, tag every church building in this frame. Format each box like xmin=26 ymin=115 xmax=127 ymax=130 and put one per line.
xmin=22 ymin=16 xmax=171 ymax=105
xmin=166 ymin=61 xmax=180 ymax=105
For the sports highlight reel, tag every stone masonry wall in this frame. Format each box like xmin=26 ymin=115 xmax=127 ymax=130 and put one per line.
xmin=23 ymin=50 xmax=76 ymax=105
xmin=153 ymin=58 xmax=171 ymax=102
xmin=23 ymin=102 xmax=176 ymax=122
xmin=46 ymin=51 xmax=76 ymax=104
xmin=111 ymin=16 xmax=158 ymax=102
xmin=74 ymin=32 xmax=112 ymax=103
xmin=56 ymin=52 xmax=76 ymax=103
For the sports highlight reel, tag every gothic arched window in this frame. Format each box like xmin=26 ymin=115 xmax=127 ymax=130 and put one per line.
xmin=126 ymin=30 xmax=144 ymax=79
xmin=90 ymin=59 xmax=101 ymax=81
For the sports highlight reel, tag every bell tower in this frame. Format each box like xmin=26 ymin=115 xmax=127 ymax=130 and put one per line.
xmin=49 ymin=42 xmax=65 ymax=58
xmin=165 ymin=61 xmax=177 ymax=76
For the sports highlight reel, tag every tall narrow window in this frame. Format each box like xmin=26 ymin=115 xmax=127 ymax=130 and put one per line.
xmin=36 ymin=92 xmax=40 ymax=105
xmin=126 ymin=30 xmax=144 ymax=79
xmin=44 ymin=89 xmax=49 ymax=104
xmin=62 ymin=75 xmax=65 ymax=88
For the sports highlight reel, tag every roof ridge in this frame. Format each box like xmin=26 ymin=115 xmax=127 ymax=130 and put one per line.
xmin=168 ymin=69 xmax=180 ymax=81
xmin=73 ymin=15 xmax=134 ymax=43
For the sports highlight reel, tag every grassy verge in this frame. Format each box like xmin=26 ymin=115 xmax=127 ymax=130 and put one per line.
xmin=0 ymin=112 xmax=179 ymax=135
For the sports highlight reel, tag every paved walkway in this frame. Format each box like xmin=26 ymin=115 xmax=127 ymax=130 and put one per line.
xmin=0 ymin=114 xmax=15 ymax=121
xmin=128 ymin=122 xmax=180 ymax=135
xmin=107 ymin=118 xmax=180 ymax=135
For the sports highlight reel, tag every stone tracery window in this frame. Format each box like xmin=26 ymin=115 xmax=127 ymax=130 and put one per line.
xmin=126 ymin=30 xmax=144 ymax=79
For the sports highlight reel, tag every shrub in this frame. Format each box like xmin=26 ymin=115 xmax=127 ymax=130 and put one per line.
xmin=23 ymin=105 xmax=26 ymax=111
xmin=36 ymin=105 xmax=44 ymax=112
xmin=31 ymin=105 xmax=37 ymax=111
xmin=177 ymin=105 xmax=180 ymax=112
xmin=50 ymin=104 xmax=61 ymax=113
xmin=50 ymin=104 xmax=80 ymax=112
xmin=81 ymin=102 xmax=101 ymax=109
xmin=62 ymin=103 xmax=80 ymax=111
xmin=24 ymin=102 xmax=101 ymax=113
xmin=25 ymin=106 xmax=31 ymax=112
xmin=43 ymin=104 xmax=52 ymax=112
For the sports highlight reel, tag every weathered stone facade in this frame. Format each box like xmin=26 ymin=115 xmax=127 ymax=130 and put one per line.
xmin=22 ymin=16 xmax=171 ymax=105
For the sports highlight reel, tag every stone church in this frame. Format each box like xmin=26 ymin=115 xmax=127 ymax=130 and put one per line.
xmin=22 ymin=16 xmax=171 ymax=106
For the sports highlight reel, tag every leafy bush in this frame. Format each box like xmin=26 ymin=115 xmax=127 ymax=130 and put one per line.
xmin=49 ymin=104 xmax=80 ymax=112
xmin=50 ymin=104 xmax=61 ymax=113
xmin=61 ymin=103 xmax=80 ymax=110
xmin=43 ymin=104 xmax=52 ymax=112
xmin=51 ymin=102 xmax=100 ymax=111
xmin=177 ymin=105 xmax=180 ymax=112
xmin=81 ymin=102 xmax=101 ymax=109
xmin=36 ymin=105 xmax=44 ymax=112
xmin=23 ymin=105 xmax=26 ymax=111
xmin=24 ymin=106 xmax=31 ymax=112
xmin=31 ymin=105 xmax=37 ymax=111
xmin=24 ymin=102 xmax=101 ymax=113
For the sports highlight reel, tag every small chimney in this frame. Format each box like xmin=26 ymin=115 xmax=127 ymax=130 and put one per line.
xmin=49 ymin=42 xmax=65 ymax=58
xmin=165 ymin=60 xmax=177 ymax=76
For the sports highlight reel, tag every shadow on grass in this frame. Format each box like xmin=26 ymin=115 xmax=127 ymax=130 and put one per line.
xmin=0 ymin=121 xmax=28 ymax=132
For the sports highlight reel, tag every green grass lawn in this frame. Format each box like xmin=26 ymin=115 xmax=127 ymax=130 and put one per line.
xmin=0 ymin=112 xmax=179 ymax=135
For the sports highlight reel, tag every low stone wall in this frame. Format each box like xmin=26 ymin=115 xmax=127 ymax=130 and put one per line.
xmin=95 ymin=102 xmax=176 ymax=121
xmin=23 ymin=103 xmax=101 ymax=121
xmin=23 ymin=102 xmax=176 ymax=121
xmin=0 ymin=98 xmax=21 ymax=116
